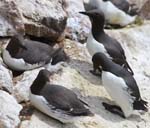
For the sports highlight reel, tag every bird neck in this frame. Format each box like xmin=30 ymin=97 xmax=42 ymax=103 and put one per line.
xmin=6 ymin=35 xmax=25 ymax=57
xmin=6 ymin=39 xmax=20 ymax=57
xmin=30 ymin=78 xmax=47 ymax=95
xmin=91 ymin=22 xmax=105 ymax=39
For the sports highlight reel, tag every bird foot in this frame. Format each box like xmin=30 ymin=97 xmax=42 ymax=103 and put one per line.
xmin=102 ymin=102 xmax=125 ymax=118
xmin=89 ymin=70 xmax=101 ymax=77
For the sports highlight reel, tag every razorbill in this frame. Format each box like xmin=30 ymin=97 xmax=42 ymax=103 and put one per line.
xmin=29 ymin=69 xmax=93 ymax=123
xmin=92 ymin=52 xmax=148 ymax=118
xmin=80 ymin=9 xmax=134 ymax=75
xmin=85 ymin=0 xmax=136 ymax=26
xmin=2 ymin=34 xmax=63 ymax=71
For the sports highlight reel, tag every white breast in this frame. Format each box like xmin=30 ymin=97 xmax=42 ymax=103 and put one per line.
xmin=29 ymin=90 xmax=80 ymax=123
xmin=102 ymin=71 xmax=134 ymax=117
xmin=89 ymin=0 xmax=136 ymax=26
xmin=2 ymin=50 xmax=45 ymax=71
xmin=86 ymin=32 xmax=111 ymax=58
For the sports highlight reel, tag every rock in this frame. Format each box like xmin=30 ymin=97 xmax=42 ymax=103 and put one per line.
xmin=0 ymin=63 xmax=13 ymax=93
xmin=0 ymin=0 xmax=23 ymax=36
xmin=65 ymin=0 xmax=91 ymax=42
xmin=20 ymin=111 xmax=105 ymax=128
xmin=139 ymin=0 xmax=150 ymax=20
xmin=0 ymin=0 xmax=67 ymax=42
xmin=128 ymin=0 xmax=147 ymax=9
xmin=20 ymin=111 xmax=62 ymax=128
xmin=14 ymin=67 xmax=44 ymax=102
xmin=0 ymin=90 xmax=22 ymax=128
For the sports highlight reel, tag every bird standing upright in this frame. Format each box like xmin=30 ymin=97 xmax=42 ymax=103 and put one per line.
xmin=80 ymin=9 xmax=134 ymax=75
xmin=92 ymin=52 xmax=148 ymax=118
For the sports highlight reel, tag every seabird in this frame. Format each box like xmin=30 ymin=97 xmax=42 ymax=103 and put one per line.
xmin=85 ymin=0 xmax=136 ymax=26
xmin=105 ymin=0 xmax=139 ymax=16
xmin=29 ymin=69 xmax=93 ymax=123
xmin=2 ymin=34 xmax=66 ymax=71
xmin=80 ymin=9 xmax=134 ymax=75
xmin=92 ymin=52 xmax=148 ymax=118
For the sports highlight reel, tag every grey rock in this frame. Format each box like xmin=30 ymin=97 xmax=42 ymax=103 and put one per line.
xmin=0 ymin=90 xmax=22 ymax=128
xmin=0 ymin=0 xmax=67 ymax=42
xmin=128 ymin=0 xmax=147 ymax=9
xmin=13 ymin=67 xmax=44 ymax=102
xmin=139 ymin=0 xmax=150 ymax=20
xmin=65 ymin=0 xmax=91 ymax=42
xmin=20 ymin=111 xmax=62 ymax=128
xmin=0 ymin=60 xmax=13 ymax=93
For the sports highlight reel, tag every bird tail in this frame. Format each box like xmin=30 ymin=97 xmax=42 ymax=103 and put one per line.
xmin=124 ymin=61 xmax=134 ymax=75
xmin=112 ymin=58 xmax=134 ymax=75
xmin=133 ymin=99 xmax=148 ymax=112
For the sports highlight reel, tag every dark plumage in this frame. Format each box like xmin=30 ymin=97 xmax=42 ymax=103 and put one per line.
xmin=92 ymin=52 xmax=148 ymax=118
xmin=30 ymin=69 xmax=93 ymax=123
xmin=80 ymin=9 xmax=134 ymax=75
xmin=2 ymin=34 xmax=66 ymax=71
xmin=51 ymin=49 xmax=70 ymax=65
xmin=104 ymin=0 xmax=139 ymax=16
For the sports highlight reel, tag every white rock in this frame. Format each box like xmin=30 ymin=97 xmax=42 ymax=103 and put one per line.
xmin=0 ymin=0 xmax=67 ymax=41
xmin=20 ymin=111 xmax=62 ymax=128
xmin=0 ymin=62 xmax=13 ymax=93
xmin=65 ymin=0 xmax=91 ymax=42
xmin=0 ymin=90 xmax=22 ymax=128
xmin=14 ymin=67 xmax=44 ymax=102
xmin=20 ymin=107 xmax=104 ymax=128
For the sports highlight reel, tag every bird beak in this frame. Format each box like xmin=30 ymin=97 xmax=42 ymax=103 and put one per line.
xmin=79 ymin=11 xmax=91 ymax=17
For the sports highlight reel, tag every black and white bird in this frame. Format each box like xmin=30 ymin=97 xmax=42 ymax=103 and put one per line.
xmin=105 ymin=0 xmax=138 ymax=16
xmin=2 ymin=34 xmax=66 ymax=71
xmin=92 ymin=52 xmax=148 ymax=118
xmin=84 ymin=0 xmax=136 ymax=26
xmin=29 ymin=69 xmax=93 ymax=123
xmin=80 ymin=9 xmax=134 ymax=75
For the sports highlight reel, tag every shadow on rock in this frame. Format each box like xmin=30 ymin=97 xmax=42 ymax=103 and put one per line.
xmin=72 ymin=88 xmax=143 ymax=123
xmin=69 ymin=59 xmax=102 ymax=86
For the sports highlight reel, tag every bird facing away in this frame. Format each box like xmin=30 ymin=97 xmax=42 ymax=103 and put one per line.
xmin=92 ymin=52 xmax=148 ymax=118
xmin=85 ymin=0 xmax=136 ymax=26
xmin=2 ymin=34 xmax=67 ymax=71
xmin=79 ymin=9 xmax=134 ymax=75
xmin=30 ymin=69 xmax=93 ymax=123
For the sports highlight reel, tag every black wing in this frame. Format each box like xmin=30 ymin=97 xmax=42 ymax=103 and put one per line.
xmin=14 ymin=40 xmax=53 ymax=64
xmin=112 ymin=65 xmax=140 ymax=100
xmin=40 ymin=84 xmax=93 ymax=116
xmin=98 ymin=33 xmax=126 ymax=59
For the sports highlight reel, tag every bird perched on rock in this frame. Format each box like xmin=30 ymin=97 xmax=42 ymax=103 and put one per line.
xmin=2 ymin=34 xmax=67 ymax=71
xmin=105 ymin=0 xmax=139 ymax=16
xmin=80 ymin=9 xmax=134 ymax=75
xmin=29 ymin=69 xmax=93 ymax=123
xmin=92 ymin=52 xmax=148 ymax=118
xmin=84 ymin=0 xmax=136 ymax=26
